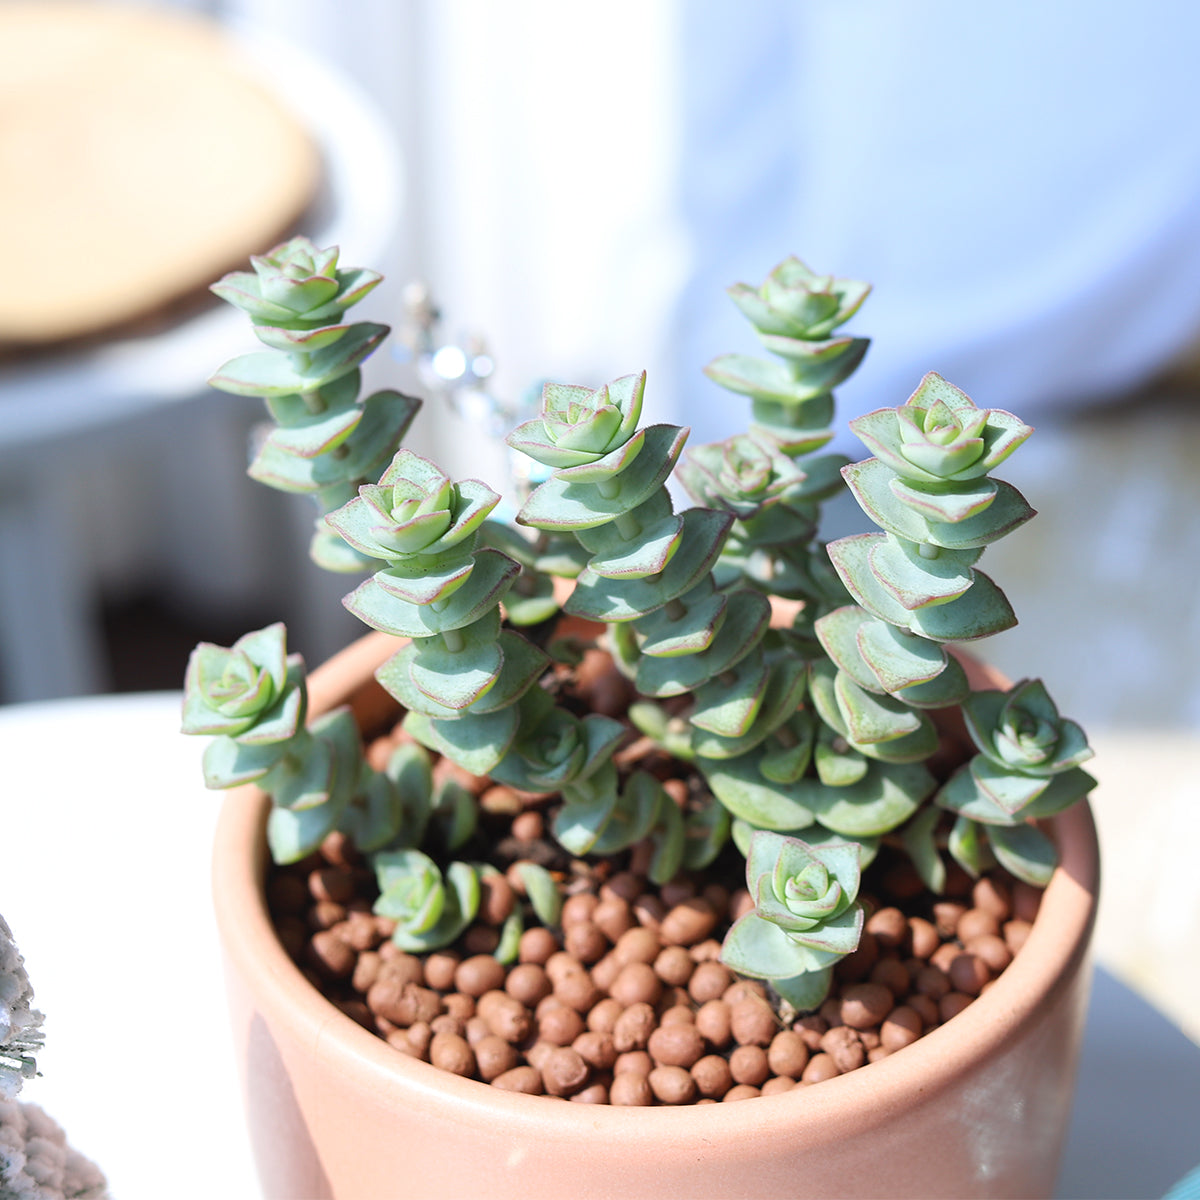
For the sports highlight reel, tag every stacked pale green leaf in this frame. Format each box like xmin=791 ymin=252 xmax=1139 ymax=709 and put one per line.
xmin=185 ymin=241 xmax=1095 ymax=1003
xmin=209 ymin=237 xmax=421 ymax=570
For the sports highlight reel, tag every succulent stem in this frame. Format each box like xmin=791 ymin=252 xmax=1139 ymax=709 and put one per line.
xmin=918 ymin=542 xmax=940 ymax=560
xmin=663 ymin=597 xmax=688 ymax=621
xmin=614 ymin=510 xmax=641 ymax=539
xmin=597 ymin=478 xmax=622 ymax=500
xmin=442 ymin=628 xmax=465 ymax=653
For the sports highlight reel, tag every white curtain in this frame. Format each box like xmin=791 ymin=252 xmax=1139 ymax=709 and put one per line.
xmin=225 ymin=0 xmax=687 ymax=486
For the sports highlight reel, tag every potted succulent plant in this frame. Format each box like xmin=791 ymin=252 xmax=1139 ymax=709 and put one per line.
xmin=188 ymin=240 xmax=1099 ymax=1198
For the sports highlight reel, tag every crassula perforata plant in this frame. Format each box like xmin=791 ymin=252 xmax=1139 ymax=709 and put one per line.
xmin=186 ymin=240 xmax=1094 ymax=1012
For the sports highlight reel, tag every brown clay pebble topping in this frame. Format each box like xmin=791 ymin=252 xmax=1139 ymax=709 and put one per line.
xmin=492 ymin=1066 xmax=543 ymax=1095
xmin=648 ymin=1065 xmax=697 ymax=1105
xmin=614 ymin=1050 xmax=653 ymax=1076
xmin=573 ymin=1031 xmax=617 ymax=1071
xmin=429 ymin=1032 xmax=475 ymax=1077
xmin=519 ymin=927 xmax=558 ymax=964
xmin=609 ymin=1073 xmax=653 ymax=1106
xmin=932 ymin=901 xmax=967 ymax=939
xmin=648 ymin=1024 xmax=705 ymax=1069
xmin=821 ymin=1026 xmax=865 ymax=1073
xmin=455 ymin=955 xmax=506 ymax=997
xmin=692 ymin=1054 xmax=733 ymax=1099
xmin=1011 ymin=882 xmax=1042 ymax=922
xmin=659 ymin=898 xmax=718 ymax=946
xmin=565 ymin=921 xmax=608 ymax=964
xmin=948 ymin=953 xmax=992 ymax=997
xmin=761 ymin=1075 xmax=796 ymax=1096
xmin=654 ymin=945 xmax=695 ymax=987
xmin=613 ymin=1002 xmax=657 ymax=1053
xmin=660 ymin=1004 xmax=695 ymax=1027
xmin=423 ymin=952 xmax=460 ymax=992
xmin=957 ymin=908 xmax=1001 ymax=943
xmin=614 ymin=926 xmax=661 ymax=965
xmin=802 ymin=1053 xmax=839 ymax=1083
xmin=730 ymin=1045 xmax=770 ymax=1087
xmin=309 ymin=930 xmax=356 ymax=979
xmin=539 ymin=1005 xmax=585 ymax=1047
xmin=505 ymin=963 xmax=552 ymax=1006
xmin=688 ymin=961 xmax=732 ymax=1004
xmin=906 ymin=993 xmax=940 ymax=1028
xmin=1004 ymin=919 xmax=1033 ymax=955
xmin=475 ymin=1035 xmax=518 ymax=1081
xmin=915 ymin=965 xmax=952 ymax=1001
xmin=275 ymin=814 xmax=1040 ymax=1105
xmin=972 ymin=877 xmax=1011 ymax=920
xmin=880 ymin=1005 xmax=923 ymax=1052
xmin=966 ymin=934 xmax=1013 ymax=974
xmin=556 ymin=970 xmax=602 ymax=1014
xmin=930 ymin=941 xmax=962 ymax=974
xmin=610 ymin=962 xmax=662 ymax=1008
xmin=767 ymin=1030 xmax=810 ymax=1079
xmin=587 ymin=997 xmax=622 ymax=1034
xmin=510 ymin=810 xmax=543 ymax=842
xmin=840 ymin=983 xmax=894 ymax=1030
xmin=543 ymin=1047 xmax=590 ymax=1097
xmin=870 ymin=958 xmax=910 ymax=998
xmin=940 ymin=992 xmax=974 ymax=1022
xmin=481 ymin=994 xmax=532 ymax=1043
xmin=593 ymin=898 xmax=634 ymax=942
xmin=730 ymin=998 xmax=777 ymax=1047
xmin=695 ymin=1000 xmax=732 ymax=1048
xmin=865 ymin=907 xmax=908 ymax=949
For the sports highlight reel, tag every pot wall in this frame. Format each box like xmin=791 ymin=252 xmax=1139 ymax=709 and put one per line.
xmin=213 ymin=632 xmax=1099 ymax=1200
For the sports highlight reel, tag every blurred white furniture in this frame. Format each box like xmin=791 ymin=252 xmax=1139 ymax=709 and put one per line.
xmin=0 ymin=17 xmax=401 ymax=702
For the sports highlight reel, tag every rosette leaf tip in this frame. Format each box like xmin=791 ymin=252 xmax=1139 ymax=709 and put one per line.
xmin=966 ymin=679 xmax=1094 ymax=776
xmin=720 ymin=831 xmax=863 ymax=984
xmin=507 ymin=370 xmax=647 ymax=470
xmin=211 ymin=235 xmax=382 ymax=331
xmin=850 ymin=373 xmax=1033 ymax=486
xmin=181 ymin=622 xmax=300 ymax=740
xmin=327 ymin=449 xmax=501 ymax=565
xmin=729 ymin=257 xmax=872 ymax=341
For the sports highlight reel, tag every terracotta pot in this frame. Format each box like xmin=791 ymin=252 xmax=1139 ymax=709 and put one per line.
xmin=212 ymin=630 xmax=1099 ymax=1200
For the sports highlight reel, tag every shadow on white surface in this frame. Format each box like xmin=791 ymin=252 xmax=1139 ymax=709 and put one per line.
xmin=1057 ymin=967 xmax=1200 ymax=1200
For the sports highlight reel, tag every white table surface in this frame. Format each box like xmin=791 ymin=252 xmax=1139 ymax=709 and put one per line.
xmin=1 ymin=693 xmax=1197 ymax=1200
xmin=0 ymin=693 xmax=257 ymax=1198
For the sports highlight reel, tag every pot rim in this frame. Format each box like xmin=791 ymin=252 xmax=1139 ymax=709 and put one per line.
xmin=212 ymin=631 xmax=1099 ymax=1148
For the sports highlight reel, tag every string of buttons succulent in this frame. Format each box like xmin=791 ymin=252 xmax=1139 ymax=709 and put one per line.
xmin=184 ymin=239 xmax=1095 ymax=1098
